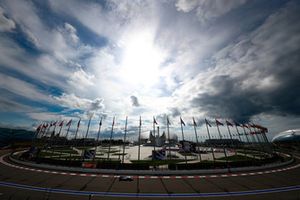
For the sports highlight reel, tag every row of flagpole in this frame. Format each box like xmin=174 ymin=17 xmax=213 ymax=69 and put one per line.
xmin=34 ymin=116 xmax=270 ymax=163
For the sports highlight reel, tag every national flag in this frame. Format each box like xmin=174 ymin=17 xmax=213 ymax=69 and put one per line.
xmin=180 ymin=117 xmax=185 ymax=126
xmin=249 ymin=123 xmax=256 ymax=128
xmin=205 ymin=118 xmax=212 ymax=127
xmin=192 ymin=117 xmax=197 ymax=126
xmin=153 ymin=117 xmax=158 ymax=125
xmin=234 ymin=121 xmax=240 ymax=127
xmin=36 ymin=124 xmax=42 ymax=132
xmin=167 ymin=116 xmax=171 ymax=125
xmin=242 ymin=124 xmax=248 ymax=128
xmin=58 ymin=121 xmax=64 ymax=126
xmin=77 ymin=119 xmax=81 ymax=128
xmin=226 ymin=120 xmax=233 ymax=126
xmin=216 ymin=119 xmax=224 ymax=126
xmin=112 ymin=117 xmax=115 ymax=126
xmin=66 ymin=119 xmax=72 ymax=126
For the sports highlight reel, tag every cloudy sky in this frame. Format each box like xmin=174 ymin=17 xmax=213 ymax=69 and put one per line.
xmin=0 ymin=0 xmax=299 ymax=139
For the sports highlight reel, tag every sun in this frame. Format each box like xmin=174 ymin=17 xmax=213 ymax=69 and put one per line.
xmin=119 ymin=31 xmax=164 ymax=87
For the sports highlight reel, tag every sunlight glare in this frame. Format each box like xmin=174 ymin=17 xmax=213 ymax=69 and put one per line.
xmin=120 ymin=31 xmax=164 ymax=87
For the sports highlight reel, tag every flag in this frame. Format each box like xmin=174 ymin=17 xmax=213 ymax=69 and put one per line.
xmin=153 ymin=117 xmax=158 ymax=125
xmin=58 ymin=121 xmax=64 ymax=126
xmin=216 ymin=119 xmax=224 ymax=126
xmin=234 ymin=121 xmax=240 ymax=127
xmin=205 ymin=118 xmax=212 ymax=127
xmin=180 ymin=117 xmax=185 ymax=126
xmin=249 ymin=123 xmax=256 ymax=128
xmin=77 ymin=119 xmax=81 ymax=128
xmin=139 ymin=116 xmax=142 ymax=126
xmin=167 ymin=116 xmax=171 ymax=125
xmin=112 ymin=117 xmax=115 ymax=126
xmin=36 ymin=124 xmax=42 ymax=132
xmin=242 ymin=124 xmax=248 ymax=128
xmin=193 ymin=117 xmax=197 ymax=126
xmin=66 ymin=119 xmax=72 ymax=126
xmin=226 ymin=120 xmax=233 ymax=126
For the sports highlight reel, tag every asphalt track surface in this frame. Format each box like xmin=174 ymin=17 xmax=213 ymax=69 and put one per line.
xmin=0 ymin=150 xmax=300 ymax=200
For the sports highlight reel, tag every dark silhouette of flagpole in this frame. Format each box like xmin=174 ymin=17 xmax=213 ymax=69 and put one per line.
xmin=192 ymin=117 xmax=201 ymax=161
xmin=234 ymin=122 xmax=248 ymax=157
xmin=166 ymin=116 xmax=171 ymax=160
xmin=152 ymin=116 xmax=157 ymax=159
xmin=69 ymin=118 xmax=80 ymax=161
xmin=59 ymin=119 xmax=72 ymax=159
xmin=215 ymin=119 xmax=228 ymax=163
xmin=225 ymin=120 xmax=236 ymax=155
xmin=93 ymin=117 xmax=102 ymax=162
xmin=180 ymin=117 xmax=187 ymax=165
xmin=122 ymin=116 xmax=128 ymax=164
xmin=242 ymin=125 xmax=255 ymax=159
xmin=138 ymin=116 xmax=142 ymax=162
xmin=57 ymin=121 xmax=64 ymax=138
xmin=83 ymin=114 xmax=93 ymax=149
xmin=205 ymin=119 xmax=215 ymax=162
xmin=107 ymin=116 xmax=115 ymax=160
xmin=251 ymin=124 xmax=266 ymax=155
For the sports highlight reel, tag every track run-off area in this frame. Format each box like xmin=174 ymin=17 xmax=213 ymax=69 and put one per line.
xmin=0 ymin=150 xmax=300 ymax=200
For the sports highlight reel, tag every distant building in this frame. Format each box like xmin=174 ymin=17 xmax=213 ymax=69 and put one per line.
xmin=144 ymin=127 xmax=178 ymax=147
xmin=272 ymin=129 xmax=300 ymax=149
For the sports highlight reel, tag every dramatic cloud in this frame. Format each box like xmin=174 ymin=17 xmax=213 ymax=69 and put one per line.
xmin=0 ymin=6 xmax=15 ymax=32
xmin=175 ymin=0 xmax=247 ymax=22
xmin=0 ymin=0 xmax=299 ymax=138
xmin=130 ymin=96 xmax=140 ymax=107
xmin=176 ymin=1 xmax=300 ymax=122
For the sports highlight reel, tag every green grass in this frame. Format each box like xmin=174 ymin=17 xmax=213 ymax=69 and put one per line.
xmin=130 ymin=159 xmax=186 ymax=166
xmin=217 ymin=155 xmax=255 ymax=161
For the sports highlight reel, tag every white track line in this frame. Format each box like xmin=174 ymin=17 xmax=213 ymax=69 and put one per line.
xmin=1 ymin=154 xmax=300 ymax=180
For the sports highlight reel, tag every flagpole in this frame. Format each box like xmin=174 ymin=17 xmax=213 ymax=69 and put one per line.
xmin=107 ymin=116 xmax=115 ymax=160
xmin=92 ymin=117 xmax=102 ymax=162
xmin=242 ymin=125 xmax=255 ymax=159
xmin=122 ymin=116 xmax=128 ymax=164
xmin=49 ymin=122 xmax=57 ymax=157
xmin=70 ymin=119 xmax=80 ymax=161
xmin=180 ymin=117 xmax=187 ymax=165
xmin=234 ymin=124 xmax=247 ymax=157
xmin=58 ymin=121 xmax=64 ymax=138
xmin=166 ymin=116 xmax=171 ymax=160
xmin=138 ymin=116 xmax=142 ymax=162
xmin=225 ymin=122 xmax=236 ymax=155
xmin=83 ymin=115 xmax=93 ymax=149
xmin=205 ymin=119 xmax=215 ymax=162
xmin=215 ymin=120 xmax=228 ymax=163
xmin=59 ymin=120 xmax=72 ymax=159
xmin=152 ymin=116 xmax=156 ymax=160
xmin=192 ymin=117 xmax=201 ymax=161
xmin=252 ymin=126 xmax=266 ymax=156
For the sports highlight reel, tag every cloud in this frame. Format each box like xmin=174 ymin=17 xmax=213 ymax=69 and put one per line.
xmin=0 ymin=72 xmax=53 ymax=104
xmin=54 ymin=93 xmax=105 ymax=113
xmin=175 ymin=0 xmax=247 ymax=23
xmin=67 ymin=69 xmax=95 ymax=91
xmin=64 ymin=22 xmax=79 ymax=44
xmin=0 ymin=6 xmax=15 ymax=32
xmin=174 ymin=1 xmax=300 ymax=122
xmin=130 ymin=96 xmax=140 ymax=107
